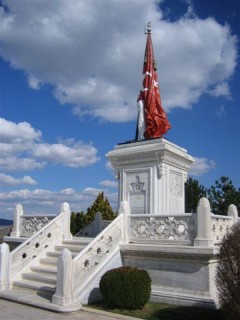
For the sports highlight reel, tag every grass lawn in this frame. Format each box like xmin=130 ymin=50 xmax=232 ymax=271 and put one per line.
xmin=87 ymin=301 xmax=225 ymax=320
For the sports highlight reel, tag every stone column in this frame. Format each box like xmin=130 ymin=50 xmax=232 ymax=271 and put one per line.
xmin=194 ymin=198 xmax=214 ymax=247
xmin=10 ymin=204 xmax=23 ymax=238
xmin=52 ymin=248 xmax=74 ymax=306
xmin=61 ymin=202 xmax=72 ymax=240
xmin=227 ymin=204 xmax=238 ymax=225
xmin=0 ymin=243 xmax=11 ymax=290
xmin=119 ymin=201 xmax=131 ymax=244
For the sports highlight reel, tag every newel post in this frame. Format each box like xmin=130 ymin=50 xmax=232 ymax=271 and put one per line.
xmin=0 ymin=243 xmax=11 ymax=290
xmin=119 ymin=201 xmax=131 ymax=244
xmin=194 ymin=197 xmax=214 ymax=247
xmin=52 ymin=248 xmax=74 ymax=306
xmin=61 ymin=202 xmax=72 ymax=240
xmin=227 ymin=204 xmax=238 ymax=225
xmin=10 ymin=204 xmax=23 ymax=238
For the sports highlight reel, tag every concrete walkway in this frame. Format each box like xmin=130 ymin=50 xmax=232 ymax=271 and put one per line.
xmin=0 ymin=299 xmax=142 ymax=320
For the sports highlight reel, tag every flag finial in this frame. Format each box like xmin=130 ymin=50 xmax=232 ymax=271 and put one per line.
xmin=145 ymin=22 xmax=151 ymax=34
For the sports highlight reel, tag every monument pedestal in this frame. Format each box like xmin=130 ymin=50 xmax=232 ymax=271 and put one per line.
xmin=107 ymin=138 xmax=194 ymax=215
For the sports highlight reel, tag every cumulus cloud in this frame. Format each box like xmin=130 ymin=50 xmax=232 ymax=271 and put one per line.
xmin=0 ymin=118 xmax=99 ymax=171
xmin=189 ymin=157 xmax=216 ymax=176
xmin=0 ymin=187 xmax=118 ymax=218
xmin=0 ymin=173 xmax=37 ymax=186
xmin=0 ymin=1 xmax=237 ymax=122
xmin=100 ymin=180 xmax=118 ymax=188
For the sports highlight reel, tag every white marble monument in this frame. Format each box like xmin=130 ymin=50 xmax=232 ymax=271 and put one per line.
xmin=107 ymin=138 xmax=194 ymax=215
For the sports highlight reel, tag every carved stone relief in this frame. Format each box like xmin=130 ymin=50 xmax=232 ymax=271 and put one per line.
xmin=126 ymin=172 xmax=149 ymax=214
xmin=130 ymin=216 xmax=196 ymax=241
xmin=20 ymin=216 xmax=54 ymax=237
xmin=169 ymin=172 xmax=182 ymax=197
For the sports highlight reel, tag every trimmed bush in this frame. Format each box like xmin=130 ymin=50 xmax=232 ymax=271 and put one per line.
xmin=216 ymin=222 xmax=240 ymax=320
xmin=99 ymin=266 xmax=151 ymax=309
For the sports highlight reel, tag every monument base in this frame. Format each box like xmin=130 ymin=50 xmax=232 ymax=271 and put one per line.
xmin=121 ymin=243 xmax=218 ymax=308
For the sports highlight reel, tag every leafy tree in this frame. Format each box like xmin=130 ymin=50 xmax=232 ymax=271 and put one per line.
xmin=70 ymin=192 xmax=116 ymax=235
xmin=185 ymin=177 xmax=207 ymax=213
xmin=216 ymin=222 xmax=240 ymax=320
xmin=208 ymin=176 xmax=240 ymax=215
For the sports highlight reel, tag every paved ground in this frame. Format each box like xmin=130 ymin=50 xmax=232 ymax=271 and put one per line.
xmin=0 ymin=299 xmax=141 ymax=320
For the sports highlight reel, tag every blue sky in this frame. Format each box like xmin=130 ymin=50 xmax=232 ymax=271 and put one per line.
xmin=0 ymin=0 xmax=239 ymax=219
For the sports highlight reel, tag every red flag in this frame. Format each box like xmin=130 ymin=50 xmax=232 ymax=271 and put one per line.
xmin=136 ymin=25 xmax=171 ymax=140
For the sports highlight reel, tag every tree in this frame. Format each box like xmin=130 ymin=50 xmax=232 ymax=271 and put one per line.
xmin=70 ymin=211 xmax=86 ymax=235
xmin=86 ymin=192 xmax=116 ymax=221
xmin=216 ymin=222 xmax=240 ymax=320
xmin=185 ymin=177 xmax=207 ymax=213
xmin=208 ymin=176 xmax=240 ymax=215
xmin=71 ymin=192 xmax=116 ymax=235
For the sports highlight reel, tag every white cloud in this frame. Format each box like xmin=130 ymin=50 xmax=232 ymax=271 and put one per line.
xmin=208 ymin=82 xmax=231 ymax=98
xmin=0 ymin=186 xmax=118 ymax=218
xmin=0 ymin=118 xmax=99 ymax=171
xmin=0 ymin=1 xmax=237 ymax=122
xmin=0 ymin=173 xmax=37 ymax=186
xmin=100 ymin=180 xmax=118 ymax=188
xmin=189 ymin=157 xmax=216 ymax=176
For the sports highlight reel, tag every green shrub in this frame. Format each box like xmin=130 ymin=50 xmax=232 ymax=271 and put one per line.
xmin=216 ymin=221 xmax=240 ymax=320
xmin=99 ymin=266 xmax=151 ymax=310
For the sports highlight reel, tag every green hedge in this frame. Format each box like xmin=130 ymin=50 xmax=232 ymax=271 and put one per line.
xmin=99 ymin=266 xmax=151 ymax=309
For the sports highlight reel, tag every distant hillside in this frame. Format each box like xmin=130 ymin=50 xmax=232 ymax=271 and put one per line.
xmin=0 ymin=219 xmax=13 ymax=227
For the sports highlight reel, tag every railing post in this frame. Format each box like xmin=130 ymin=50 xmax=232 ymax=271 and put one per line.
xmin=0 ymin=243 xmax=11 ymax=290
xmin=10 ymin=204 xmax=23 ymax=238
xmin=61 ymin=202 xmax=72 ymax=240
xmin=194 ymin=197 xmax=214 ymax=247
xmin=52 ymin=249 xmax=74 ymax=306
xmin=93 ymin=212 xmax=102 ymax=236
xmin=227 ymin=204 xmax=238 ymax=225
xmin=119 ymin=201 xmax=131 ymax=244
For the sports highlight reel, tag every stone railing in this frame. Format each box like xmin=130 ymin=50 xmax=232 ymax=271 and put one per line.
xmin=9 ymin=204 xmax=55 ymax=238
xmin=129 ymin=214 xmax=196 ymax=245
xmin=73 ymin=213 xmax=123 ymax=291
xmin=0 ymin=203 xmax=72 ymax=290
xmin=52 ymin=207 xmax=126 ymax=306
xmin=126 ymin=197 xmax=239 ymax=247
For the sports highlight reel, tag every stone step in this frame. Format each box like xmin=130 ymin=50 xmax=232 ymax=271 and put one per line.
xmin=54 ymin=244 xmax=84 ymax=253
xmin=22 ymin=272 xmax=56 ymax=285
xmin=13 ymin=279 xmax=56 ymax=295
xmin=31 ymin=265 xmax=57 ymax=275
xmin=63 ymin=237 xmax=93 ymax=246
xmin=40 ymin=257 xmax=58 ymax=266
xmin=46 ymin=250 xmax=78 ymax=258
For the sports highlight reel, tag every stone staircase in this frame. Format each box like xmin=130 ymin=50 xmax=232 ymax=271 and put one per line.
xmin=11 ymin=237 xmax=93 ymax=302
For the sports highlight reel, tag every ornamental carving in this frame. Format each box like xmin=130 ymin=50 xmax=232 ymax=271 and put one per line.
xmin=130 ymin=216 xmax=196 ymax=242
xmin=169 ymin=172 xmax=182 ymax=197
xmin=20 ymin=216 xmax=54 ymax=237
xmin=73 ymin=216 xmax=123 ymax=289
xmin=11 ymin=215 xmax=63 ymax=276
xmin=211 ymin=217 xmax=232 ymax=242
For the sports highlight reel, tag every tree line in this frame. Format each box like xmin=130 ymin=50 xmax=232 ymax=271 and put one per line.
xmin=185 ymin=176 xmax=240 ymax=215
xmin=71 ymin=176 xmax=240 ymax=235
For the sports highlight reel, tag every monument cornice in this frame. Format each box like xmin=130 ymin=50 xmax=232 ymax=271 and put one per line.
xmin=107 ymin=139 xmax=194 ymax=171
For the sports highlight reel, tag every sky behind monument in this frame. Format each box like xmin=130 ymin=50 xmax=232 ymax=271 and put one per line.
xmin=0 ymin=0 xmax=239 ymax=218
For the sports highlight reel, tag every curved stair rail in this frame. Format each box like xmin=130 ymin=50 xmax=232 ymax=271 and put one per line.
xmin=9 ymin=202 xmax=72 ymax=285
